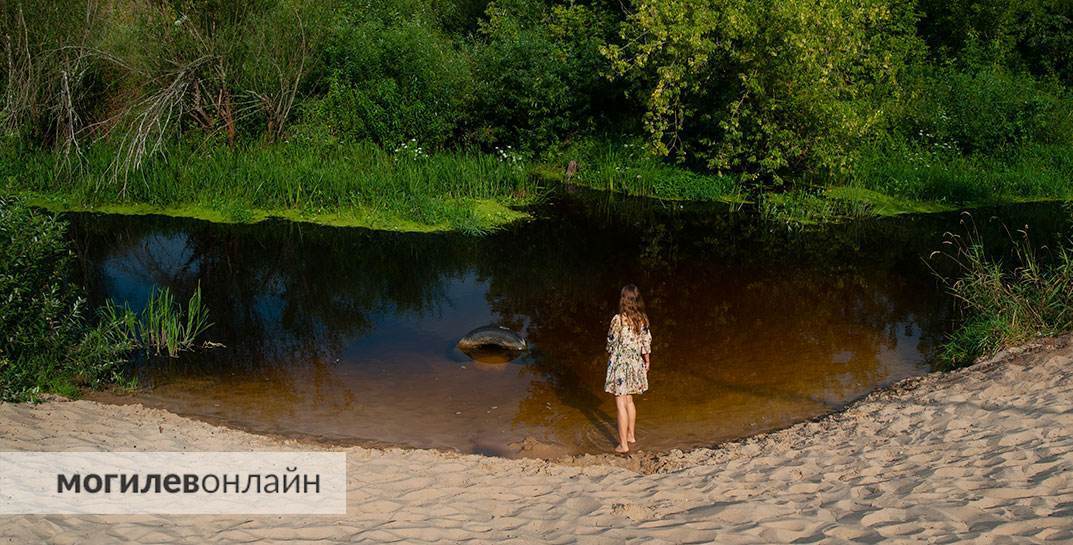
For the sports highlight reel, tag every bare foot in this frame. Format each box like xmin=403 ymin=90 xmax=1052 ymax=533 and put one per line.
xmin=628 ymin=435 xmax=636 ymax=444
xmin=614 ymin=444 xmax=629 ymax=454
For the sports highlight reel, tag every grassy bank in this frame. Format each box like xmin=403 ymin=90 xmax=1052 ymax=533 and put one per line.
xmin=536 ymin=138 xmax=745 ymax=203
xmin=4 ymin=135 xmax=1072 ymax=232
xmin=5 ymin=0 xmax=1072 ymax=232
xmin=1 ymin=139 xmax=538 ymax=234
xmin=537 ymin=138 xmax=1073 ymax=225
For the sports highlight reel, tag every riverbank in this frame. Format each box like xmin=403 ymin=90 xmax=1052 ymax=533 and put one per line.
xmin=2 ymin=335 xmax=1070 ymax=543
xmin=6 ymin=138 xmax=1072 ymax=233
xmin=1 ymin=141 xmax=540 ymax=234
xmin=12 ymin=172 xmax=1072 ymax=235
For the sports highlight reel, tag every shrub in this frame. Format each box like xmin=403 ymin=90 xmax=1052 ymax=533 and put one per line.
xmin=917 ymin=0 xmax=1073 ymax=85
xmin=896 ymin=66 xmax=1073 ymax=157
xmin=849 ymin=66 xmax=1073 ymax=204
xmin=468 ymin=0 xmax=617 ymax=150
xmin=603 ymin=0 xmax=923 ymax=184
xmin=0 ymin=198 xmax=132 ymax=400
xmin=302 ymin=0 xmax=474 ymax=148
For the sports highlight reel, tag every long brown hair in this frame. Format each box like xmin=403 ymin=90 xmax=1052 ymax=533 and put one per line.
xmin=618 ymin=284 xmax=649 ymax=334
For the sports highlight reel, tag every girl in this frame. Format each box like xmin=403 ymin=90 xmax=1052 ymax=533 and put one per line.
xmin=604 ymin=284 xmax=652 ymax=454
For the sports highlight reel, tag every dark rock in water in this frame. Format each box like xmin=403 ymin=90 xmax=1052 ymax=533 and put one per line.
xmin=457 ymin=325 xmax=527 ymax=356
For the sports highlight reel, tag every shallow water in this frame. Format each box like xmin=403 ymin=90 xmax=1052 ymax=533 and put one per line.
xmin=70 ymin=195 xmax=1072 ymax=457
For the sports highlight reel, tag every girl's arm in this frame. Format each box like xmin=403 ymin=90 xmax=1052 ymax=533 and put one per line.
xmin=641 ymin=325 xmax=652 ymax=370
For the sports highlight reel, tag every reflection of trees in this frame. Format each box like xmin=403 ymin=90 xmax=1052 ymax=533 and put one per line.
xmin=70 ymin=214 xmax=478 ymax=405
xmin=62 ymin=197 xmax=1072 ymax=446
xmin=475 ymin=191 xmax=965 ymax=435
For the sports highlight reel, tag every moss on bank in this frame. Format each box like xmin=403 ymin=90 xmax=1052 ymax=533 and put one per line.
xmin=760 ymin=186 xmax=1072 ymax=225
xmin=18 ymin=192 xmax=529 ymax=233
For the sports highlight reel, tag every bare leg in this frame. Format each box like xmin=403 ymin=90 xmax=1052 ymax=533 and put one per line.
xmin=614 ymin=395 xmax=630 ymax=453
xmin=626 ymin=395 xmax=637 ymax=443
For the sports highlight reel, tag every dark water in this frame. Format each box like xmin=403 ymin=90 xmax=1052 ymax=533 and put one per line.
xmin=68 ymin=194 xmax=1073 ymax=457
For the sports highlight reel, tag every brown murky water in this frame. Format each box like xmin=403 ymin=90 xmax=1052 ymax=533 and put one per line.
xmin=70 ymin=195 xmax=1073 ymax=457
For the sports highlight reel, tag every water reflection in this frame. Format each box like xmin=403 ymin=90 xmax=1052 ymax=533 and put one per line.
xmin=69 ymin=196 xmax=1073 ymax=456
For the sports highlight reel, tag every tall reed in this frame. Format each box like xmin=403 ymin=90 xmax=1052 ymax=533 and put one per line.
xmin=930 ymin=215 xmax=1073 ymax=369
xmin=103 ymin=285 xmax=213 ymax=358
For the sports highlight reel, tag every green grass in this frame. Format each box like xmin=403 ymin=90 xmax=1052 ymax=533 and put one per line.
xmin=931 ymin=222 xmax=1073 ymax=370
xmin=1 ymin=139 xmax=539 ymax=234
xmin=538 ymin=137 xmax=746 ymax=203
xmin=850 ymin=142 xmax=1073 ymax=207
xmin=759 ymin=142 xmax=1073 ymax=225
xmin=4 ymin=135 xmax=1072 ymax=232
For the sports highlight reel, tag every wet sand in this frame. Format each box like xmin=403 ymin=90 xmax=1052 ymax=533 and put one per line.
xmin=2 ymin=335 xmax=1072 ymax=544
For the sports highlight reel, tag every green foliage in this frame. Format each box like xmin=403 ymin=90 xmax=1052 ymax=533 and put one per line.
xmin=304 ymin=0 xmax=474 ymax=147
xmin=917 ymin=0 xmax=1073 ymax=84
xmin=604 ymin=0 xmax=922 ymax=184
xmin=933 ymin=221 xmax=1073 ymax=369
xmin=468 ymin=0 xmax=617 ymax=149
xmin=850 ymin=65 xmax=1073 ymax=205
xmin=3 ymin=0 xmax=1073 ymax=231
xmin=895 ymin=66 xmax=1073 ymax=156
xmin=2 ymin=137 xmax=538 ymax=233
xmin=102 ymin=286 xmax=213 ymax=358
xmin=0 ymin=198 xmax=132 ymax=401
xmin=0 ymin=0 xmax=112 ymax=148
xmin=2 ymin=0 xmax=321 ymax=165
xmin=852 ymin=141 xmax=1073 ymax=204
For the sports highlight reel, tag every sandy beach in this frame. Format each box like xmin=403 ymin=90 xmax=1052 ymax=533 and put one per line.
xmin=1 ymin=335 xmax=1071 ymax=544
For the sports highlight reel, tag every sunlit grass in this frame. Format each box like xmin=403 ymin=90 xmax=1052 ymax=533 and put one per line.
xmin=1 ymin=139 xmax=540 ymax=233
xmin=851 ymin=142 xmax=1073 ymax=205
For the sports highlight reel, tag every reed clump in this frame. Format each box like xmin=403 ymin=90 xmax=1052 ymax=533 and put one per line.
xmin=931 ymin=216 xmax=1073 ymax=369
xmin=102 ymin=286 xmax=213 ymax=358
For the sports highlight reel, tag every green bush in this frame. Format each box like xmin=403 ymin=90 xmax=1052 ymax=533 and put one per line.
xmin=897 ymin=66 xmax=1073 ymax=156
xmin=604 ymin=0 xmax=923 ymax=184
xmin=849 ymin=65 xmax=1073 ymax=205
xmin=917 ymin=0 xmax=1073 ymax=85
xmin=0 ymin=198 xmax=131 ymax=401
xmin=303 ymin=0 xmax=474 ymax=148
xmin=468 ymin=0 xmax=617 ymax=150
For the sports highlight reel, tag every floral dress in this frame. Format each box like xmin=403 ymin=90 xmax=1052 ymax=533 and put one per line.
xmin=604 ymin=314 xmax=652 ymax=396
